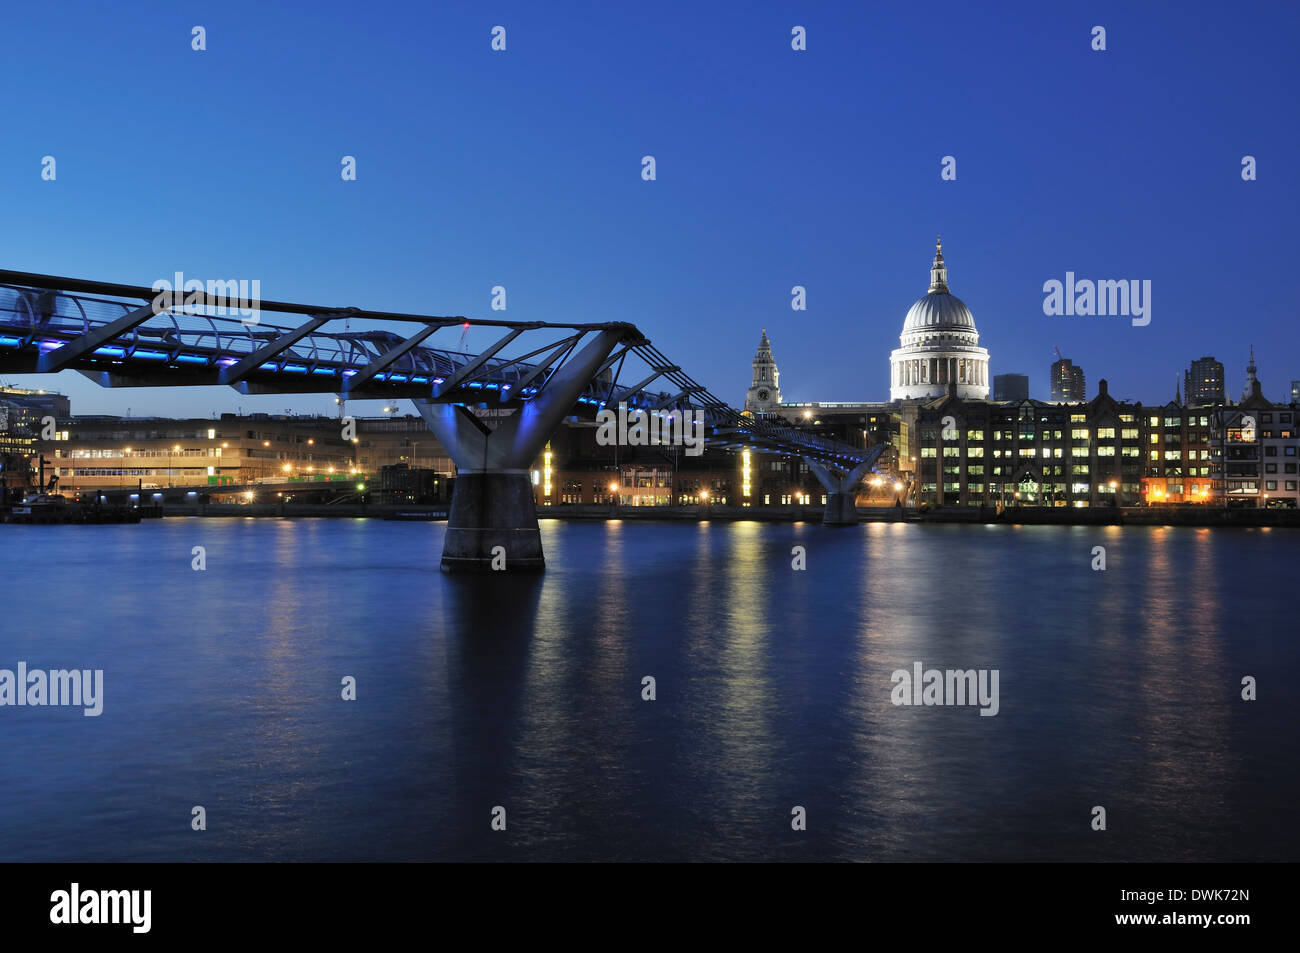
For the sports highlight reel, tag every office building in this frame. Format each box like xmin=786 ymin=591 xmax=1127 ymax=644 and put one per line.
xmin=1050 ymin=357 xmax=1086 ymax=402
xmin=1184 ymin=356 xmax=1225 ymax=406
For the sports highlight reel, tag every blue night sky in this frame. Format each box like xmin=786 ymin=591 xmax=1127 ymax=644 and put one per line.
xmin=0 ymin=0 xmax=1295 ymax=417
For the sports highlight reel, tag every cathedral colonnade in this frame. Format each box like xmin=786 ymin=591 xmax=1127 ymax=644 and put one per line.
xmin=894 ymin=356 xmax=988 ymax=388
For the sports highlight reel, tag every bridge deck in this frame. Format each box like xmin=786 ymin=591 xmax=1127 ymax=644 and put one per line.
xmin=0 ymin=269 xmax=881 ymax=470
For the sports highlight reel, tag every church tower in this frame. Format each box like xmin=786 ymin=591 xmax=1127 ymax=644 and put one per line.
xmin=744 ymin=329 xmax=782 ymax=414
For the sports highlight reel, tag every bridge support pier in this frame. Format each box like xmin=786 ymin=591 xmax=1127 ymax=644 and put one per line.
xmin=805 ymin=458 xmax=873 ymax=526
xmin=440 ymin=472 xmax=543 ymax=571
xmin=823 ymin=491 xmax=859 ymax=525
xmin=414 ymin=328 xmax=628 ymax=572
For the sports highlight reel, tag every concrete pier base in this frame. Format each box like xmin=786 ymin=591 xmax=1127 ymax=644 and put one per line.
xmin=823 ymin=491 xmax=859 ymax=526
xmin=806 ymin=457 xmax=873 ymax=526
xmin=441 ymin=473 xmax=544 ymax=572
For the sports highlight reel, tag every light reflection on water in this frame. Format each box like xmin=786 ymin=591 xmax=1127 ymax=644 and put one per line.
xmin=0 ymin=518 xmax=1295 ymax=861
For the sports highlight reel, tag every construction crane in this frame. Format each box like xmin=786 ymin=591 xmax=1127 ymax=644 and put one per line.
xmin=1053 ymin=345 xmax=1064 ymax=363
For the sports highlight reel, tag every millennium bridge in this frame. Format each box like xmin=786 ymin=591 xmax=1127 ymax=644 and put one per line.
xmin=0 ymin=269 xmax=885 ymax=570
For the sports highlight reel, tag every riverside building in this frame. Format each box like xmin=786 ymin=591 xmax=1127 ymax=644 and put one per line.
xmin=37 ymin=413 xmax=454 ymax=494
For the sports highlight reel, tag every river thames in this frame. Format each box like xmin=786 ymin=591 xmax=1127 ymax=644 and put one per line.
xmin=1 ymin=518 xmax=1296 ymax=862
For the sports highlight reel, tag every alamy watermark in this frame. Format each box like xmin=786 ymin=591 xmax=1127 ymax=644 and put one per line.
xmin=890 ymin=661 xmax=999 ymax=716
xmin=151 ymin=271 xmax=261 ymax=327
xmin=595 ymin=401 xmax=705 ymax=456
xmin=0 ymin=662 xmax=103 ymax=716
xmin=1042 ymin=273 xmax=1151 ymax=326
xmin=50 ymin=883 xmax=150 ymax=933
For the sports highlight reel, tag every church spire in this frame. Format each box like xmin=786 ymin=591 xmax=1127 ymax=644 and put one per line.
xmin=929 ymin=235 xmax=949 ymax=294
xmin=1243 ymin=345 xmax=1260 ymax=402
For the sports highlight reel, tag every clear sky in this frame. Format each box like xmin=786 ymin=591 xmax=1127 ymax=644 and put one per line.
xmin=0 ymin=0 xmax=1296 ymax=417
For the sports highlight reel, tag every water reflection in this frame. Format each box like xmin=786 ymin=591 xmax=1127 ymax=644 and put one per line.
xmin=0 ymin=518 xmax=1293 ymax=862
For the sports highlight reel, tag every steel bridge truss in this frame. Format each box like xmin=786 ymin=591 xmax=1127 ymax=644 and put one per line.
xmin=0 ymin=269 xmax=880 ymax=472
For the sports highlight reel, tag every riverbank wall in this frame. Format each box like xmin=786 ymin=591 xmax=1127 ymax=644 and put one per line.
xmin=143 ymin=502 xmax=1300 ymax=528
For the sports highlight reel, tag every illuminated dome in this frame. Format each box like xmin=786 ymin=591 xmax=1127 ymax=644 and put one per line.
xmin=889 ymin=238 xmax=990 ymax=401
xmin=902 ymin=291 xmax=977 ymax=336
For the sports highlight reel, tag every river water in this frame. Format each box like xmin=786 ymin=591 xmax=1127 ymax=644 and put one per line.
xmin=0 ymin=518 xmax=1296 ymax=861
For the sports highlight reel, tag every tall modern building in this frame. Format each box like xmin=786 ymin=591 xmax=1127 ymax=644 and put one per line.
xmin=1050 ymin=357 xmax=1085 ymax=402
xmin=889 ymin=238 xmax=991 ymax=401
xmin=1184 ymin=356 xmax=1225 ymax=406
xmin=1292 ymin=380 xmax=1300 ymax=403
xmin=994 ymin=373 xmax=1029 ymax=401
xmin=743 ymin=329 xmax=782 ymax=414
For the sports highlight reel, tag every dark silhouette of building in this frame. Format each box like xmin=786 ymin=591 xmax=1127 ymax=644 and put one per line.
xmin=993 ymin=373 xmax=1029 ymax=401
xmin=377 ymin=463 xmax=445 ymax=504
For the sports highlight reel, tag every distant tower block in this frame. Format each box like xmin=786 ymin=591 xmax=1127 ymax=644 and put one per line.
xmin=1050 ymin=350 xmax=1086 ymax=402
xmin=1184 ymin=356 xmax=1224 ymax=407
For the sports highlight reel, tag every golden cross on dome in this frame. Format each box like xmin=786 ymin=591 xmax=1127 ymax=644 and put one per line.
xmin=936 ymin=235 xmax=942 ymax=253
